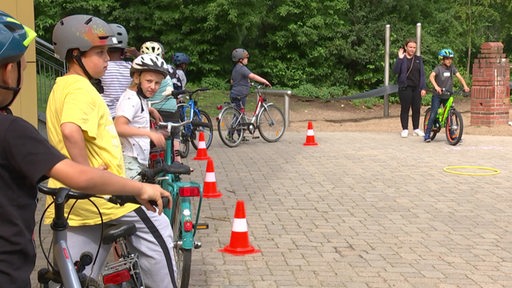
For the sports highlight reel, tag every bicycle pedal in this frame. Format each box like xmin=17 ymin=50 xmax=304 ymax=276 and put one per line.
xmin=195 ymin=223 xmax=209 ymax=230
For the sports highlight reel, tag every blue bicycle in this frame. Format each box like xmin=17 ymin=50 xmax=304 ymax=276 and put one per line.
xmin=175 ymin=88 xmax=213 ymax=158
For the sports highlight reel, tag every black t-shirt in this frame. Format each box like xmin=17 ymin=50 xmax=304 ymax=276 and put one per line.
xmin=0 ymin=114 xmax=65 ymax=287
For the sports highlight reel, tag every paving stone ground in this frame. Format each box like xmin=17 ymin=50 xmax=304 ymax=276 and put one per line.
xmin=32 ymin=131 xmax=512 ymax=287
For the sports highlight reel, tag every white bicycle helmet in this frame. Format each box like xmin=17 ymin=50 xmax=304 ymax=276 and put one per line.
xmin=109 ymin=23 xmax=128 ymax=49
xmin=140 ymin=41 xmax=164 ymax=58
xmin=130 ymin=54 xmax=168 ymax=78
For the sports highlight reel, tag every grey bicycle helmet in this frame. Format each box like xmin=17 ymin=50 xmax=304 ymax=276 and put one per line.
xmin=231 ymin=48 xmax=249 ymax=62
xmin=52 ymin=15 xmax=117 ymax=60
xmin=173 ymin=52 xmax=190 ymax=65
xmin=130 ymin=54 xmax=168 ymax=78
xmin=0 ymin=10 xmax=37 ymax=65
xmin=109 ymin=23 xmax=128 ymax=49
xmin=140 ymin=41 xmax=164 ymax=58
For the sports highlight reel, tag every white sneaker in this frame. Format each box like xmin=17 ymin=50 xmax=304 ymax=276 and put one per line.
xmin=413 ymin=129 xmax=425 ymax=137
xmin=401 ymin=129 xmax=408 ymax=138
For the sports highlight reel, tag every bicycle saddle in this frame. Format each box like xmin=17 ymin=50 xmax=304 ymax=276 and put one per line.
xmin=102 ymin=223 xmax=137 ymax=245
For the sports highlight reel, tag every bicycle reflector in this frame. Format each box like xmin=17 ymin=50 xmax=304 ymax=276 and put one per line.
xmin=179 ymin=186 xmax=200 ymax=197
xmin=216 ymin=104 xmax=223 ymax=110
xmin=103 ymin=269 xmax=131 ymax=285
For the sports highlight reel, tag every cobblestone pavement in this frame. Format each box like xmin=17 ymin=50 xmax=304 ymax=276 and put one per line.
xmin=32 ymin=131 xmax=512 ymax=287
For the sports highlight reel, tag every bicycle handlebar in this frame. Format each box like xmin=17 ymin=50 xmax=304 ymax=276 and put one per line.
xmin=428 ymin=88 xmax=470 ymax=97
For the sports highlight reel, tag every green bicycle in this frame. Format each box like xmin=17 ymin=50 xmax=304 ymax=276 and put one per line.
xmin=423 ymin=89 xmax=468 ymax=145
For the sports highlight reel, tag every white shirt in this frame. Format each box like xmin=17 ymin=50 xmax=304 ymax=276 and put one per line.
xmin=115 ymin=89 xmax=150 ymax=165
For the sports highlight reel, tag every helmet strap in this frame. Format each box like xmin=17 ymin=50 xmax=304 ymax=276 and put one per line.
xmin=0 ymin=61 xmax=22 ymax=110
xmin=73 ymin=53 xmax=104 ymax=94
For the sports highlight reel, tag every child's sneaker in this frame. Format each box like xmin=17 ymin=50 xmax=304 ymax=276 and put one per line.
xmin=413 ymin=129 xmax=425 ymax=137
xmin=424 ymin=138 xmax=431 ymax=143
xmin=401 ymin=129 xmax=408 ymax=138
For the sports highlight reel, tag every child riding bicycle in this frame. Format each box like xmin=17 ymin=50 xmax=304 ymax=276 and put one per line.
xmin=424 ymin=48 xmax=470 ymax=143
xmin=114 ymin=54 xmax=168 ymax=178
xmin=228 ymin=48 xmax=271 ymax=141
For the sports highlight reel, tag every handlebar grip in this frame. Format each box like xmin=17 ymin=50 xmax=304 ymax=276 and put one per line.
xmin=107 ymin=195 xmax=170 ymax=207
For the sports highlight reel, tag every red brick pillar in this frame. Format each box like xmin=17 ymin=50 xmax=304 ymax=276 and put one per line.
xmin=471 ymin=42 xmax=510 ymax=126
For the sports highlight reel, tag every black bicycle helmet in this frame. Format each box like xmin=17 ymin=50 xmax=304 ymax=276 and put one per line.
xmin=172 ymin=52 xmax=190 ymax=65
xmin=52 ymin=15 xmax=117 ymax=60
xmin=231 ymin=48 xmax=249 ymax=62
xmin=0 ymin=10 xmax=37 ymax=65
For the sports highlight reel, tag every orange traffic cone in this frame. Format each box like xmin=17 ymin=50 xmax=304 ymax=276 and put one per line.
xmin=203 ymin=158 xmax=222 ymax=198
xmin=219 ymin=200 xmax=260 ymax=256
xmin=193 ymin=131 xmax=210 ymax=160
xmin=303 ymin=121 xmax=318 ymax=146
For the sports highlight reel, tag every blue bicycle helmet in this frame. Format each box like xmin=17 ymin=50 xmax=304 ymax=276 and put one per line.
xmin=0 ymin=10 xmax=37 ymax=65
xmin=173 ymin=52 xmax=190 ymax=65
xmin=438 ymin=48 xmax=454 ymax=60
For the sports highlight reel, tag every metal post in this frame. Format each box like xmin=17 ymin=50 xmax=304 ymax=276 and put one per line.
xmin=263 ymin=89 xmax=292 ymax=128
xmin=384 ymin=24 xmax=390 ymax=117
xmin=416 ymin=23 xmax=421 ymax=56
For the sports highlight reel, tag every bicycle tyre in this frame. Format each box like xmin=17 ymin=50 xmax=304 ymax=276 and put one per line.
xmin=257 ymin=104 xmax=285 ymax=142
xmin=178 ymin=129 xmax=190 ymax=159
xmin=445 ymin=108 xmax=463 ymax=145
xmin=191 ymin=110 xmax=213 ymax=150
xmin=217 ymin=106 xmax=244 ymax=148
xmin=171 ymin=197 xmax=192 ymax=288
xmin=423 ymin=107 xmax=438 ymax=141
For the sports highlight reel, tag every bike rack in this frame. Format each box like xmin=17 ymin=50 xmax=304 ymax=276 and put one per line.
xmin=260 ymin=89 xmax=292 ymax=128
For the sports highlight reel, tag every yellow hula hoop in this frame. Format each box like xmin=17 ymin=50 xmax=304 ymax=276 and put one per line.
xmin=443 ymin=165 xmax=500 ymax=176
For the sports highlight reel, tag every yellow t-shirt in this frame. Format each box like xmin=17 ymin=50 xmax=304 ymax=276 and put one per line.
xmin=45 ymin=75 xmax=138 ymax=226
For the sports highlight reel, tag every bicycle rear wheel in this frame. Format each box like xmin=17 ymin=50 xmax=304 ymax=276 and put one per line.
xmin=171 ymin=197 xmax=192 ymax=288
xmin=445 ymin=108 xmax=463 ymax=145
xmin=423 ymin=107 xmax=439 ymax=141
xmin=257 ymin=104 xmax=285 ymax=142
xmin=191 ymin=110 xmax=213 ymax=150
xmin=217 ymin=106 xmax=244 ymax=147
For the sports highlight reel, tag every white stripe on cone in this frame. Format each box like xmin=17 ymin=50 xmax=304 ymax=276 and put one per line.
xmin=307 ymin=129 xmax=315 ymax=136
xmin=204 ymin=171 xmax=216 ymax=182
xmin=198 ymin=141 xmax=206 ymax=149
xmin=232 ymin=218 xmax=248 ymax=232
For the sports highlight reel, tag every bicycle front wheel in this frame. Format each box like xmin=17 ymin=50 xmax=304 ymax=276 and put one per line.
xmin=178 ymin=129 xmax=190 ymax=159
xmin=423 ymin=107 xmax=438 ymax=141
xmin=445 ymin=108 xmax=463 ymax=145
xmin=191 ymin=110 xmax=213 ymax=150
xmin=217 ymin=106 xmax=244 ymax=147
xmin=257 ymin=104 xmax=285 ymax=142
xmin=171 ymin=197 xmax=192 ymax=288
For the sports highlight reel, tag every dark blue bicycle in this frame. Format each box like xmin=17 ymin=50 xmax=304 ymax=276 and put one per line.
xmin=175 ymin=88 xmax=213 ymax=158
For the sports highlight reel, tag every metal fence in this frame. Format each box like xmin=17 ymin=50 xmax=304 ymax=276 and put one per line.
xmin=35 ymin=38 xmax=65 ymax=134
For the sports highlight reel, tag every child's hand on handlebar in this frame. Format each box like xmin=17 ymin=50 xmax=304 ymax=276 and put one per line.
xmin=136 ymin=183 xmax=171 ymax=214
xmin=149 ymin=130 xmax=166 ymax=148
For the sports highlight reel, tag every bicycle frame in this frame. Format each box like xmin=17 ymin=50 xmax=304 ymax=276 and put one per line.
xmin=162 ymin=134 xmax=204 ymax=249
xmin=437 ymin=96 xmax=454 ymax=127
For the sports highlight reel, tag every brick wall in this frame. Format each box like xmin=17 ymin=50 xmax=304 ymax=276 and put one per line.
xmin=470 ymin=42 xmax=510 ymax=126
